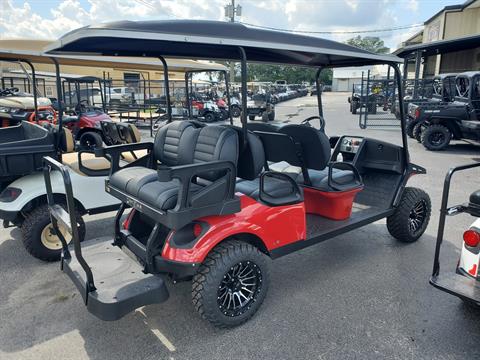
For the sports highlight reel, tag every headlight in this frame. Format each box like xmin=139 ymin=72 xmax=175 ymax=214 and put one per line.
xmin=94 ymin=121 xmax=102 ymax=129
xmin=0 ymin=106 xmax=12 ymax=113
xmin=0 ymin=187 xmax=22 ymax=202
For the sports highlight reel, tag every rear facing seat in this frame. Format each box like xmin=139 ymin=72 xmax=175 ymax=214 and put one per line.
xmin=107 ymin=121 xmax=239 ymax=227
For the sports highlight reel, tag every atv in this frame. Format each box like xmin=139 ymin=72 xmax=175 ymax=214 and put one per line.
xmin=404 ymin=73 xmax=457 ymax=139
xmin=44 ymin=20 xmax=431 ymax=329
xmin=412 ymin=71 xmax=480 ymax=151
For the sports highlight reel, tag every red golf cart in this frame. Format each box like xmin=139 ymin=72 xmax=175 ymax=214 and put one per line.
xmin=44 ymin=20 xmax=431 ymax=328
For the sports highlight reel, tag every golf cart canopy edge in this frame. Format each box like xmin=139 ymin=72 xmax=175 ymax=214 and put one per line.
xmin=45 ymin=20 xmax=402 ymax=67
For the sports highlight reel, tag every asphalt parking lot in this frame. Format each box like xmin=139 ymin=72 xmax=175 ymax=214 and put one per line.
xmin=1 ymin=92 xmax=480 ymax=359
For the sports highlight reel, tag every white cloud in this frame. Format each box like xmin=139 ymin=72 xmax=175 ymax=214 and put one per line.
xmin=0 ymin=0 xmax=416 ymax=50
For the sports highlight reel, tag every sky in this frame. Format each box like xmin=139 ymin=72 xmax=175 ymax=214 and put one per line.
xmin=0 ymin=0 xmax=464 ymax=51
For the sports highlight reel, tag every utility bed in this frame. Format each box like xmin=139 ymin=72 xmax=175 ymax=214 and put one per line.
xmin=0 ymin=122 xmax=57 ymax=188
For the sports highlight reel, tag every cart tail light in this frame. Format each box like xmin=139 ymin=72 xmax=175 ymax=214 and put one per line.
xmin=123 ymin=209 xmax=136 ymax=230
xmin=463 ymin=229 xmax=480 ymax=247
xmin=0 ymin=187 xmax=22 ymax=202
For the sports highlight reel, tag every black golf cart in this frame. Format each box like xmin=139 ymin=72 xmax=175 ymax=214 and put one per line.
xmin=44 ymin=20 xmax=431 ymax=328
xmin=431 ymin=162 xmax=480 ymax=305
xmin=413 ymin=71 xmax=480 ymax=150
xmin=404 ymin=73 xmax=457 ymax=139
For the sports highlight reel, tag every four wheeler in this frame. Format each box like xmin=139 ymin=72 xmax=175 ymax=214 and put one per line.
xmin=44 ymin=20 xmax=431 ymax=328
xmin=0 ymin=87 xmax=56 ymax=127
xmin=413 ymin=72 xmax=480 ymax=151
xmin=348 ymin=83 xmax=381 ymax=115
xmin=404 ymin=73 xmax=458 ymax=138
xmin=61 ymin=76 xmax=115 ymax=149
xmin=247 ymin=91 xmax=275 ymax=122
xmin=430 ymin=162 xmax=480 ymax=306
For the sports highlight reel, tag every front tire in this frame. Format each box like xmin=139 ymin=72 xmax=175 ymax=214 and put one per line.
xmin=21 ymin=204 xmax=86 ymax=261
xmin=406 ymin=120 xmax=417 ymax=138
xmin=79 ymin=131 xmax=103 ymax=150
xmin=248 ymin=115 xmax=256 ymax=121
xmin=413 ymin=122 xmax=422 ymax=142
xmin=192 ymin=240 xmax=270 ymax=328
xmin=387 ymin=187 xmax=431 ymax=243
xmin=231 ymin=106 xmax=241 ymax=118
xmin=421 ymin=124 xmax=451 ymax=151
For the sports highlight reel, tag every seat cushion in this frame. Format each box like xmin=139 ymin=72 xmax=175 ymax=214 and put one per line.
xmin=138 ymin=179 xmax=202 ymax=211
xmin=109 ymin=167 xmax=158 ymax=196
xmin=110 ymin=166 xmax=202 ymax=211
xmin=236 ymin=176 xmax=299 ymax=201
xmin=298 ymin=168 xmax=356 ymax=191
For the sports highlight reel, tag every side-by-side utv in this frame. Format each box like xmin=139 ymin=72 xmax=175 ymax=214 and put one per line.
xmin=44 ymin=20 xmax=431 ymax=328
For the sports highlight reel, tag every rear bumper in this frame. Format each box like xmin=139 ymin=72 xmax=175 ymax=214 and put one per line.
xmin=0 ymin=208 xmax=20 ymax=223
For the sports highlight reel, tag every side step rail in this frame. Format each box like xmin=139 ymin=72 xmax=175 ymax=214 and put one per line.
xmin=43 ymin=156 xmax=96 ymax=295
xmin=431 ymin=162 xmax=480 ymax=303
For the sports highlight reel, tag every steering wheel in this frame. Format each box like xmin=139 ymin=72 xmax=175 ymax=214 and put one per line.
xmin=0 ymin=87 xmax=19 ymax=96
xmin=301 ymin=116 xmax=326 ymax=132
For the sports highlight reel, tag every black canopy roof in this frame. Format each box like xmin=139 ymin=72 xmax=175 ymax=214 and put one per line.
xmin=395 ymin=33 xmax=480 ymax=58
xmin=46 ymin=20 xmax=401 ymax=67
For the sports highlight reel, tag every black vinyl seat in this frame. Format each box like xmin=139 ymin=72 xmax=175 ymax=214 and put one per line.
xmin=253 ymin=124 xmax=362 ymax=192
xmin=108 ymin=121 xmax=239 ymax=227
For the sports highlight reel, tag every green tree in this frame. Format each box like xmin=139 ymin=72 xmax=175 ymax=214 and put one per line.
xmin=239 ymin=63 xmax=332 ymax=85
xmin=345 ymin=36 xmax=390 ymax=54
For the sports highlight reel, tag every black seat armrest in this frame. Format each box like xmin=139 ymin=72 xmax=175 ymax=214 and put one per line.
xmin=327 ymin=162 xmax=363 ymax=191
xmin=94 ymin=142 xmax=154 ymax=174
xmin=157 ymin=160 xmax=236 ymax=210
xmin=259 ymin=171 xmax=303 ymax=206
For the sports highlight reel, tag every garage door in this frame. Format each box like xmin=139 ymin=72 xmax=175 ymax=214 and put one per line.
xmin=336 ymin=79 xmax=349 ymax=92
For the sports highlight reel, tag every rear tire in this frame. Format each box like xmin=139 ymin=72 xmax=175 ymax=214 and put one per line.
xmin=21 ymin=204 xmax=85 ymax=261
xmin=79 ymin=131 xmax=103 ymax=150
xmin=192 ymin=240 xmax=270 ymax=328
xmin=421 ymin=124 xmax=451 ymax=151
xmin=387 ymin=187 xmax=431 ymax=243
xmin=352 ymin=101 xmax=358 ymax=114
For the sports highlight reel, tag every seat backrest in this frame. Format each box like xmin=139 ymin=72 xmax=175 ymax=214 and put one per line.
xmin=228 ymin=126 xmax=265 ymax=180
xmin=255 ymin=131 xmax=302 ymax=167
xmin=153 ymin=121 xmax=239 ymax=181
xmin=192 ymin=125 xmax=239 ymax=181
xmin=153 ymin=121 xmax=197 ymax=166
xmin=246 ymin=122 xmax=279 ymax=133
xmin=279 ymin=124 xmax=331 ymax=171
xmin=117 ymin=123 xmax=141 ymax=143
